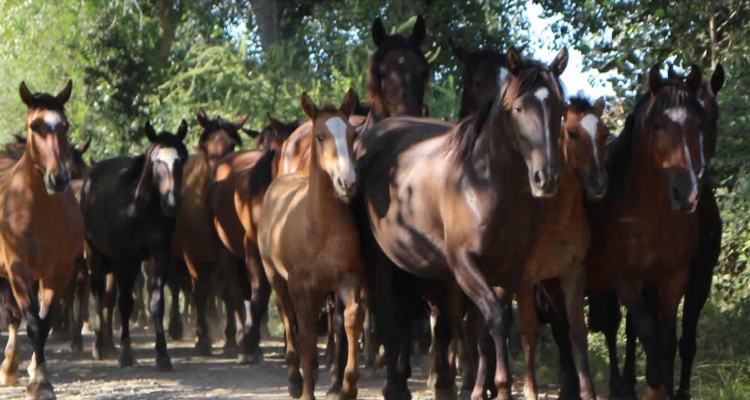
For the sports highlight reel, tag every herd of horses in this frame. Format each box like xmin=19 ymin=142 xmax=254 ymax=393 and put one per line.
xmin=0 ymin=13 xmax=729 ymax=400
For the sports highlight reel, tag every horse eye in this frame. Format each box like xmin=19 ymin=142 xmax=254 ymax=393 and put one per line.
xmin=568 ymin=130 xmax=580 ymax=139
xmin=514 ymin=107 xmax=522 ymax=112
xmin=316 ymin=135 xmax=324 ymax=142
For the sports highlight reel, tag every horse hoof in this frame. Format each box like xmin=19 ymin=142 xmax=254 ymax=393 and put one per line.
xmin=26 ymin=380 xmax=55 ymax=400
xmin=238 ymin=348 xmax=262 ymax=365
xmin=427 ymin=368 xmax=437 ymax=389
xmin=92 ymin=342 xmax=109 ymax=360
xmin=383 ymin=388 xmax=411 ymax=400
xmin=434 ymin=387 xmax=458 ymax=400
xmin=325 ymin=390 xmax=357 ymax=400
xmin=118 ymin=351 xmax=135 ymax=368
xmin=168 ymin=320 xmax=183 ymax=341
xmin=289 ymin=377 xmax=303 ymax=399
xmin=643 ymin=385 xmax=668 ymax=400
xmin=195 ymin=337 xmax=212 ymax=356
xmin=223 ymin=343 xmax=238 ymax=359
xmin=156 ymin=356 xmax=173 ymax=372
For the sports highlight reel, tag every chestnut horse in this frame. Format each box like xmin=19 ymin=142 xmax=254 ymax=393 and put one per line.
xmin=80 ymin=120 xmax=188 ymax=371
xmin=354 ymin=46 xmax=568 ymax=400
xmin=211 ymin=114 xmax=302 ymax=363
xmin=259 ymin=90 xmax=365 ymax=400
xmin=0 ymin=80 xmax=84 ymax=400
xmin=170 ymin=108 xmax=249 ymax=356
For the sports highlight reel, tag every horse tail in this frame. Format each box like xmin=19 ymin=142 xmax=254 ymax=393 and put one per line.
xmin=248 ymin=149 xmax=276 ymax=199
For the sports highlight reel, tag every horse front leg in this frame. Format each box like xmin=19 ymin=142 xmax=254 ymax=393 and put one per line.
xmin=0 ymin=278 xmax=21 ymax=386
xmin=337 ymin=275 xmax=366 ymax=400
xmin=559 ymin=268 xmax=596 ymax=400
xmin=191 ymin=263 xmax=212 ymax=356
xmin=588 ymin=290 xmax=626 ymax=398
xmin=516 ymin=281 xmax=541 ymax=400
xmin=114 ymin=262 xmax=139 ymax=368
xmin=70 ymin=253 xmax=88 ymax=353
xmin=149 ymin=250 xmax=173 ymax=371
xmin=242 ymin=240 xmax=271 ymax=364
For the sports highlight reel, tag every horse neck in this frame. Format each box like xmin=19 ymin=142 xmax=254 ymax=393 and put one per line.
xmin=133 ymin=155 xmax=154 ymax=206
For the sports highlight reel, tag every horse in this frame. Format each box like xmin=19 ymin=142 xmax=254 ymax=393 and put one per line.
xmin=564 ymin=64 xmax=706 ymax=400
xmin=572 ymin=64 xmax=726 ymax=400
xmin=210 ymin=114 xmax=302 ymax=363
xmin=80 ymin=120 xmax=188 ymax=371
xmin=353 ymin=46 xmax=568 ymax=400
xmin=258 ymin=89 xmax=365 ymax=400
xmin=0 ymin=80 xmax=84 ymax=400
xmin=170 ymin=108 xmax=249 ymax=356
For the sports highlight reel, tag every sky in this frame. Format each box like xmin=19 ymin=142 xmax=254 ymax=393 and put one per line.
xmin=524 ymin=2 xmax=616 ymax=100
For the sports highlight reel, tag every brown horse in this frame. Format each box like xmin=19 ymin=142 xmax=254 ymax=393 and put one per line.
xmin=578 ymin=65 xmax=706 ymax=400
xmin=170 ymin=108 xmax=249 ymax=355
xmin=0 ymin=80 xmax=84 ymax=400
xmin=514 ymin=96 xmax=609 ymax=400
xmin=211 ymin=114 xmax=302 ymax=363
xmin=259 ymin=90 xmax=365 ymax=400
xmin=354 ymin=46 xmax=568 ymax=400
xmin=81 ymin=120 xmax=189 ymax=372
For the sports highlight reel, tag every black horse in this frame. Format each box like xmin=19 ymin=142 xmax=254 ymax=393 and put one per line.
xmin=80 ymin=120 xmax=188 ymax=371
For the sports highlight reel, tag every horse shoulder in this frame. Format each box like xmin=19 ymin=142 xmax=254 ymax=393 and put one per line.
xmin=258 ymin=173 xmax=308 ymax=272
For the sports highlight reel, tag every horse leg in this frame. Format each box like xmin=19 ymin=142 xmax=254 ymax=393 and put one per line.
xmin=104 ymin=272 xmax=117 ymax=354
xmin=676 ymin=266 xmax=713 ymax=400
xmin=115 ymin=263 xmax=138 ymax=368
xmin=134 ymin=266 xmax=148 ymax=327
xmin=218 ymin=253 xmax=245 ymax=359
xmin=588 ymin=290 xmax=625 ymax=398
xmin=219 ymin=278 xmax=238 ymax=358
xmin=619 ymin=288 xmax=664 ymax=400
xmin=241 ymin=240 xmax=271 ymax=364
xmin=327 ymin=295 xmax=346 ymax=397
xmin=559 ymin=269 xmax=596 ymax=400
xmin=269 ymin=269 xmax=302 ymax=398
xmin=192 ymin=264 xmax=212 ymax=356
xmin=289 ymin=279 xmax=324 ymax=400
xmin=167 ymin=273 xmax=184 ymax=341
xmin=89 ymin=250 xmax=115 ymax=361
xmin=0 ymin=278 xmax=21 ymax=386
xmin=657 ymin=273 xmax=689 ymax=400
xmin=149 ymin=250 xmax=173 ymax=371
xmin=335 ymin=275 xmax=365 ymax=400
xmin=70 ymin=253 xmax=88 ymax=353
xmin=517 ymin=281 xmax=541 ymax=400
xmin=621 ymin=311 xmax=638 ymax=399
xmin=537 ymin=280 xmax=579 ymax=399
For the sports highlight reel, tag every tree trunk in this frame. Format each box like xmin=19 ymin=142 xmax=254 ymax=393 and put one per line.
xmin=249 ymin=0 xmax=278 ymax=52
xmin=155 ymin=0 xmax=181 ymax=74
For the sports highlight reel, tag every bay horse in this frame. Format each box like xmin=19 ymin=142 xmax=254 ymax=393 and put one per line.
xmin=354 ymin=46 xmax=568 ymax=400
xmin=80 ymin=120 xmax=188 ymax=371
xmin=170 ymin=108 xmax=249 ymax=356
xmin=258 ymin=90 xmax=365 ymax=400
xmin=513 ymin=96 xmax=609 ymax=400
xmin=0 ymin=80 xmax=84 ymax=400
xmin=576 ymin=64 xmax=726 ymax=400
xmin=211 ymin=114 xmax=302 ymax=363
xmin=571 ymin=64 xmax=706 ymax=400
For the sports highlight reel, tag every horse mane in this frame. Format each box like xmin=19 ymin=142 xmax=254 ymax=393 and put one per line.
xmin=248 ymin=149 xmax=276 ymax=199
xmin=27 ymin=92 xmax=66 ymax=111
xmin=444 ymin=96 xmax=496 ymax=162
xmin=366 ymin=33 xmax=427 ymax=113
xmin=502 ymin=59 xmax=566 ymax=110
xmin=199 ymin=118 xmax=244 ymax=146
xmin=568 ymin=96 xmax=595 ymax=113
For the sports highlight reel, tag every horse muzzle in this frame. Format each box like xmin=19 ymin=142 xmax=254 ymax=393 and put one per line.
xmin=161 ymin=190 xmax=181 ymax=217
xmin=529 ymin=167 xmax=561 ymax=198
xmin=44 ymin=168 xmax=70 ymax=195
xmin=668 ymin=181 xmax=699 ymax=213
xmin=584 ymin=170 xmax=609 ymax=200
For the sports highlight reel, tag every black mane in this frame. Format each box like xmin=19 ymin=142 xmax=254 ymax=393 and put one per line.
xmin=199 ymin=118 xmax=244 ymax=146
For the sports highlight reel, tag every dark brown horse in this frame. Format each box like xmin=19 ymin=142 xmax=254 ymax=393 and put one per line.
xmin=259 ymin=90 xmax=365 ymax=400
xmin=170 ymin=108 xmax=249 ymax=356
xmin=211 ymin=114 xmax=302 ymax=363
xmin=0 ymin=80 xmax=84 ymax=400
xmin=80 ymin=120 xmax=188 ymax=371
xmin=575 ymin=65 xmax=706 ymax=400
xmin=354 ymin=46 xmax=568 ymax=400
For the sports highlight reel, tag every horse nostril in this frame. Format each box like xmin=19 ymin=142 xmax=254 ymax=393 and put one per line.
xmin=670 ymin=184 xmax=681 ymax=200
xmin=337 ymin=176 xmax=346 ymax=190
xmin=533 ymin=170 xmax=546 ymax=187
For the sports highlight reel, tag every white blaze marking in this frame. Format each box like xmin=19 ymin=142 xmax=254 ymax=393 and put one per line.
xmin=580 ymin=114 xmax=601 ymax=166
xmin=534 ymin=87 xmax=549 ymax=102
xmin=665 ymin=107 xmax=688 ymax=125
xmin=682 ymin=136 xmax=698 ymax=191
xmin=43 ymin=111 xmax=62 ymax=130
xmin=534 ymin=87 xmax=551 ymax=165
xmin=324 ymin=117 xmax=355 ymax=184
xmin=698 ymin=133 xmax=706 ymax=178
xmin=155 ymin=147 xmax=179 ymax=172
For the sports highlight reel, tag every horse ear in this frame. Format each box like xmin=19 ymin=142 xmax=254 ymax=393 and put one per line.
xmin=648 ymin=64 xmax=664 ymax=94
xmin=549 ymin=47 xmax=568 ymax=76
xmin=56 ymin=79 xmax=73 ymax=105
xmin=78 ymin=138 xmax=92 ymax=154
xmin=340 ymin=88 xmax=359 ymax=117
xmin=242 ymin=128 xmax=260 ymax=139
xmin=177 ymin=119 xmax=188 ymax=141
xmin=300 ymin=92 xmax=319 ymax=120
xmin=409 ymin=14 xmax=426 ymax=45
xmin=145 ymin=121 xmax=158 ymax=143
xmin=196 ymin=108 xmax=208 ymax=128
xmin=372 ymin=17 xmax=386 ymax=47
xmin=448 ymin=38 xmax=468 ymax=63
xmin=685 ymin=64 xmax=703 ymax=93
xmin=710 ymin=63 xmax=725 ymax=95
xmin=233 ymin=113 xmax=250 ymax=130
xmin=516 ymin=43 xmax=529 ymax=53
xmin=267 ymin=113 xmax=285 ymax=133
xmin=506 ymin=46 xmax=523 ymax=75
xmin=89 ymin=156 xmax=97 ymax=165
xmin=593 ymin=96 xmax=606 ymax=119
xmin=19 ymin=81 xmax=33 ymax=107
